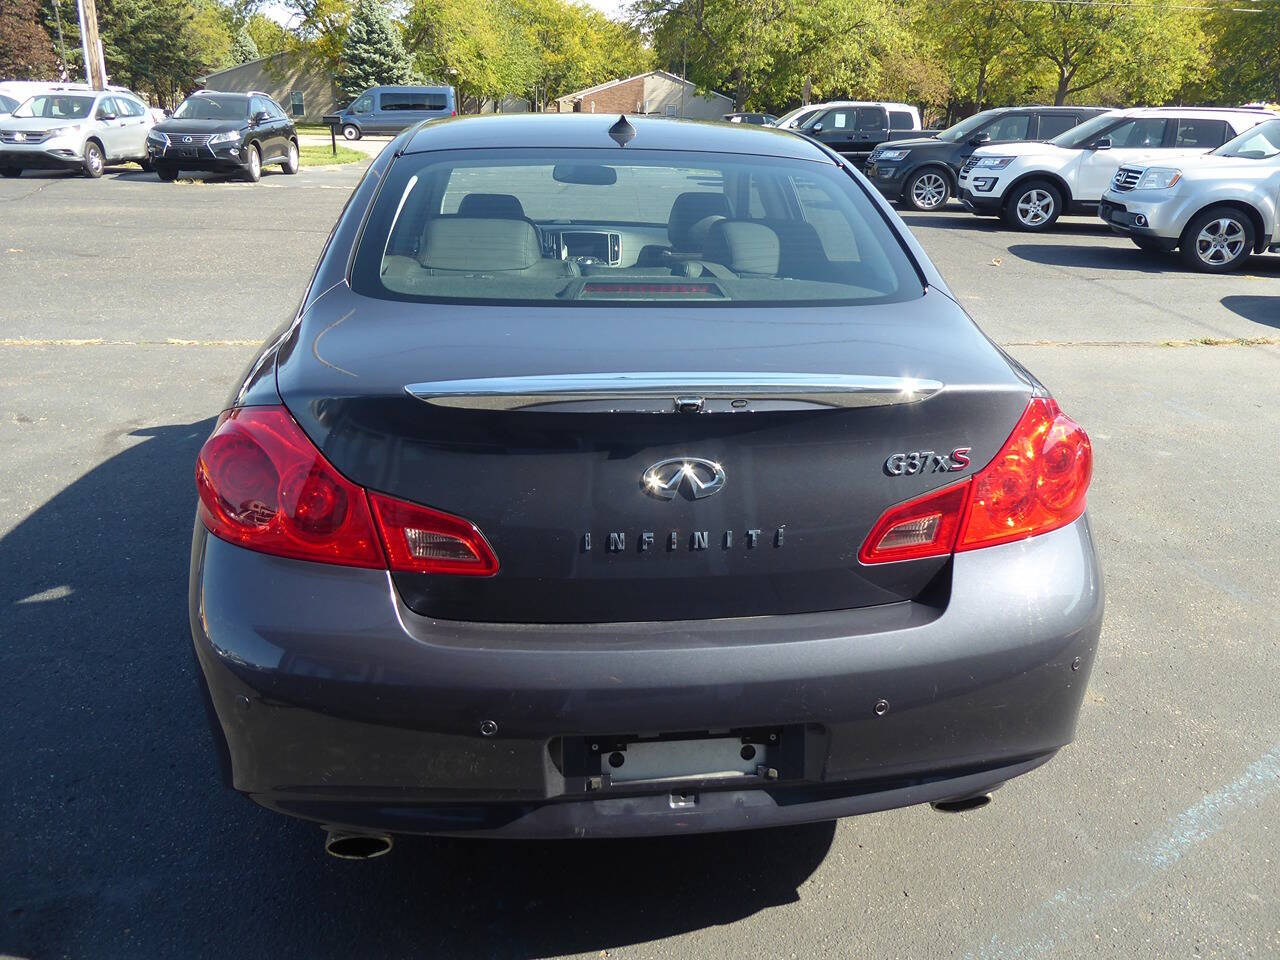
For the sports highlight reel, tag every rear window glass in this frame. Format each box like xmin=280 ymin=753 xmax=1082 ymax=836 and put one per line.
xmin=889 ymin=111 xmax=914 ymax=130
xmin=1036 ymin=113 xmax=1080 ymax=140
xmin=351 ymin=148 xmax=921 ymax=307
xmin=1175 ymin=118 xmax=1228 ymax=148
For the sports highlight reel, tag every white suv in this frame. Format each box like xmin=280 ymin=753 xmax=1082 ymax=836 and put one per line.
xmin=956 ymin=107 xmax=1277 ymax=231
xmin=1100 ymin=117 xmax=1280 ymax=272
xmin=0 ymin=88 xmax=154 ymax=179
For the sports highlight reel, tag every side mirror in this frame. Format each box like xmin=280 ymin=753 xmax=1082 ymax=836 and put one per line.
xmin=1091 ymin=136 xmax=1112 ymax=150
xmin=100 ymin=111 xmax=117 ymax=121
xmin=968 ymin=132 xmax=991 ymax=146
xmin=810 ymin=123 xmax=823 ymax=134
xmin=252 ymin=110 xmax=269 ymax=124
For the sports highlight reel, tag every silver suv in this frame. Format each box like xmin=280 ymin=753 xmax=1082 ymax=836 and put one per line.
xmin=0 ymin=88 xmax=154 ymax=179
xmin=1100 ymin=116 xmax=1280 ymax=271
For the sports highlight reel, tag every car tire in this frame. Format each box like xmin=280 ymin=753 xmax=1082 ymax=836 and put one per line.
xmin=156 ymin=163 xmax=178 ymax=182
xmin=1179 ymin=206 xmax=1254 ymax=273
xmin=82 ymin=140 xmax=105 ymax=179
xmin=137 ymin=156 xmax=153 ymax=173
xmin=243 ymin=144 xmax=262 ymax=182
xmin=0 ymin=167 xmax=20 ymax=178
xmin=283 ymin=139 xmax=299 ymax=174
xmin=903 ymin=168 xmax=951 ymax=211
xmin=1003 ymin=180 xmax=1062 ymax=232
xmin=342 ymin=124 xmax=361 ymax=141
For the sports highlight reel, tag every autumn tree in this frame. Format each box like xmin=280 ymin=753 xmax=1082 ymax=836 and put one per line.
xmin=1 ymin=0 xmax=60 ymax=80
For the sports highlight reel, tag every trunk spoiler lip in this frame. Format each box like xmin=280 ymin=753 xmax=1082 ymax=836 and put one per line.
xmin=404 ymin=372 xmax=952 ymax=412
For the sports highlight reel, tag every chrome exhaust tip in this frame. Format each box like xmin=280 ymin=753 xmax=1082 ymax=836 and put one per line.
xmin=324 ymin=830 xmax=393 ymax=859
xmin=930 ymin=793 xmax=993 ymax=814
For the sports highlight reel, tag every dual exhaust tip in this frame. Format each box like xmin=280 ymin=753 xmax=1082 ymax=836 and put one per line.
xmin=323 ymin=793 xmax=993 ymax=856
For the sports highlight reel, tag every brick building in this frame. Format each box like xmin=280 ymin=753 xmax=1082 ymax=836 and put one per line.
xmin=551 ymin=71 xmax=733 ymax=120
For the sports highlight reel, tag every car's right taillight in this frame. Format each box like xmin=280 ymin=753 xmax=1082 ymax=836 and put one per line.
xmin=957 ymin=397 xmax=1092 ymax=552
xmin=195 ymin=405 xmax=498 ymax=575
xmin=859 ymin=397 xmax=1092 ymax=564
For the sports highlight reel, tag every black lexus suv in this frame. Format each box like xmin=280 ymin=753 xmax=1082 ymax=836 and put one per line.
xmin=147 ymin=90 xmax=298 ymax=183
xmin=865 ymin=106 xmax=1106 ymax=211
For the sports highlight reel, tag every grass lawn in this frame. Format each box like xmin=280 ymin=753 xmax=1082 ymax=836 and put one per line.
xmin=298 ymin=144 xmax=368 ymax=167
xmin=295 ymin=123 xmax=335 ymax=136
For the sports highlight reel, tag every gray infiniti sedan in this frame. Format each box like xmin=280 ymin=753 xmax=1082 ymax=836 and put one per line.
xmin=190 ymin=113 xmax=1102 ymax=857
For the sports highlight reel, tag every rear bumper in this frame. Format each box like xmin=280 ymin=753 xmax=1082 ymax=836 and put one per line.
xmin=190 ymin=516 xmax=1104 ymax=838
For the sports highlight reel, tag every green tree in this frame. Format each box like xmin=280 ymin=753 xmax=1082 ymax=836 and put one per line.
xmin=1191 ymin=1 xmax=1280 ymax=104
xmin=1004 ymin=0 xmax=1203 ymax=105
xmin=336 ymin=0 xmax=415 ymax=98
xmin=94 ymin=0 xmax=231 ymax=103
xmin=405 ymin=0 xmax=533 ymax=111
xmin=287 ymin=0 xmax=353 ymax=69
xmin=2 ymin=0 xmax=60 ymax=80
xmin=230 ymin=24 xmax=260 ymax=62
xmin=245 ymin=13 xmax=292 ymax=57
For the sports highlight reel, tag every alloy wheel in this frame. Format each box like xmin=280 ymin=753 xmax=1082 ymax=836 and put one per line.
xmin=911 ymin=172 xmax=948 ymax=209
xmin=1016 ymin=189 xmax=1054 ymax=227
xmin=1195 ymin=217 xmax=1246 ymax=266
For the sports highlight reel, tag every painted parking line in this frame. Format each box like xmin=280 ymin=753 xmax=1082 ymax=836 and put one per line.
xmin=963 ymin=745 xmax=1280 ymax=959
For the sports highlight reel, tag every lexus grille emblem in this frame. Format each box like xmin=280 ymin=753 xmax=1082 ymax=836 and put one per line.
xmin=183 ymin=135 xmax=193 ymax=143
xmin=642 ymin=458 xmax=726 ymax=500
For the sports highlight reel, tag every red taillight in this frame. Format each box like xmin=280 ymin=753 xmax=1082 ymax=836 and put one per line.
xmin=369 ymin=493 xmax=499 ymax=576
xmin=860 ymin=397 xmax=1092 ymax=564
xmin=196 ymin=406 xmax=498 ymax=575
xmin=958 ymin=397 xmax=1091 ymax=551
xmin=858 ymin=481 xmax=968 ymax=564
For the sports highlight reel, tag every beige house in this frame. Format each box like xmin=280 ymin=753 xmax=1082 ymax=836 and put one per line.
xmin=197 ymin=53 xmax=341 ymax=123
xmin=551 ymin=71 xmax=733 ymax=120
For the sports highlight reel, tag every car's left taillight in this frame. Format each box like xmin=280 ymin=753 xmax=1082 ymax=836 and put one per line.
xmin=195 ymin=406 xmax=498 ymax=575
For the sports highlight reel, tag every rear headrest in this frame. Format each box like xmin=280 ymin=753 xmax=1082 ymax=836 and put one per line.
xmin=457 ymin=193 xmax=527 ymax=219
xmin=668 ymin=191 xmax=731 ymax=249
xmin=420 ymin=217 xmax=541 ymax=271
xmin=705 ymin=221 xmax=780 ymax=276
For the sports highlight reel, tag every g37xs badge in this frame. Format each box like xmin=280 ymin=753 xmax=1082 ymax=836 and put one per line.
xmin=643 ymin=458 xmax=726 ymax=500
xmin=885 ymin=448 xmax=971 ymax=476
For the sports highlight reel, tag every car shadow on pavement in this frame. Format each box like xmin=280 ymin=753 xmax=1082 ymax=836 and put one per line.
xmin=1221 ymin=295 xmax=1280 ymax=330
xmin=1006 ymin=243 xmax=1175 ymax=273
xmin=0 ymin=420 xmax=834 ymax=960
xmin=899 ymin=210 xmax=1114 ymax=236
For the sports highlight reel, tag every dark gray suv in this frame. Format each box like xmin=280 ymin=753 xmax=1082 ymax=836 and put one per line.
xmin=189 ymin=114 xmax=1102 ymax=854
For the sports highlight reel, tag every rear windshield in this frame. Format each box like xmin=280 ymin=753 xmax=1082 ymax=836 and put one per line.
xmin=352 ymin=147 xmax=920 ymax=306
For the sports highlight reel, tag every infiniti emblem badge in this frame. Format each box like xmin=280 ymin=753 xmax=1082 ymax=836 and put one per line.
xmin=643 ymin=458 xmax=726 ymax=500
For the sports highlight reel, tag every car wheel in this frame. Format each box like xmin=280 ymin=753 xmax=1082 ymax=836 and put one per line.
xmin=138 ymin=156 xmax=153 ymax=173
xmin=155 ymin=163 xmax=178 ymax=182
xmin=1003 ymin=180 xmax=1062 ymax=231
xmin=0 ymin=167 xmax=20 ymax=178
xmin=283 ymin=139 xmax=299 ymax=175
xmin=243 ymin=144 xmax=262 ymax=182
xmin=342 ymin=124 xmax=361 ymax=141
xmin=82 ymin=140 xmax=105 ymax=178
xmin=1179 ymin=207 xmax=1254 ymax=273
xmin=904 ymin=168 xmax=951 ymax=211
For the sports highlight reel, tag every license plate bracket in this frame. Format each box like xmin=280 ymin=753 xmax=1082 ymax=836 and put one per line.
xmin=558 ymin=726 xmax=810 ymax=794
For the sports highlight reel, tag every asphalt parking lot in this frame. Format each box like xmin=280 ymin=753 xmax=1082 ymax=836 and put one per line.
xmin=2 ymin=159 xmax=1278 ymax=960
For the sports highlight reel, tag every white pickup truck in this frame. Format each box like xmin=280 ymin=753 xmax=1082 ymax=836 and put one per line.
xmin=1100 ymin=117 xmax=1280 ymax=272
xmin=957 ymin=107 xmax=1278 ymax=231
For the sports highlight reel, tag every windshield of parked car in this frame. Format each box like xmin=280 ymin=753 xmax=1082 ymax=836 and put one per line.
xmin=1051 ymin=113 xmax=1121 ymax=149
xmin=935 ymin=110 xmax=1000 ymax=142
xmin=1213 ymin=118 xmax=1280 ymax=159
xmin=13 ymin=94 xmax=95 ymax=120
xmin=173 ymin=95 xmax=248 ymax=120
xmin=352 ymin=147 xmax=921 ymax=307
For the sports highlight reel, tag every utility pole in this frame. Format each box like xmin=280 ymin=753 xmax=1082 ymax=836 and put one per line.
xmin=77 ymin=0 xmax=107 ymax=90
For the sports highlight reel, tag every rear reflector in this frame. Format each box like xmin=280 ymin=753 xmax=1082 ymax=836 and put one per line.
xmin=860 ymin=397 xmax=1092 ymax=564
xmin=196 ymin=406 xmax=498 ymax=575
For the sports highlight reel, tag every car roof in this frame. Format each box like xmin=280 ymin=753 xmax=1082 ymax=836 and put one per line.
xmin=366 ymin=85 xmax=452 ymax=93
xmin=403 ymin=113 xmax=835 ymax=161
xmin=1116 ymin=106 xmax=1280 ymax=119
